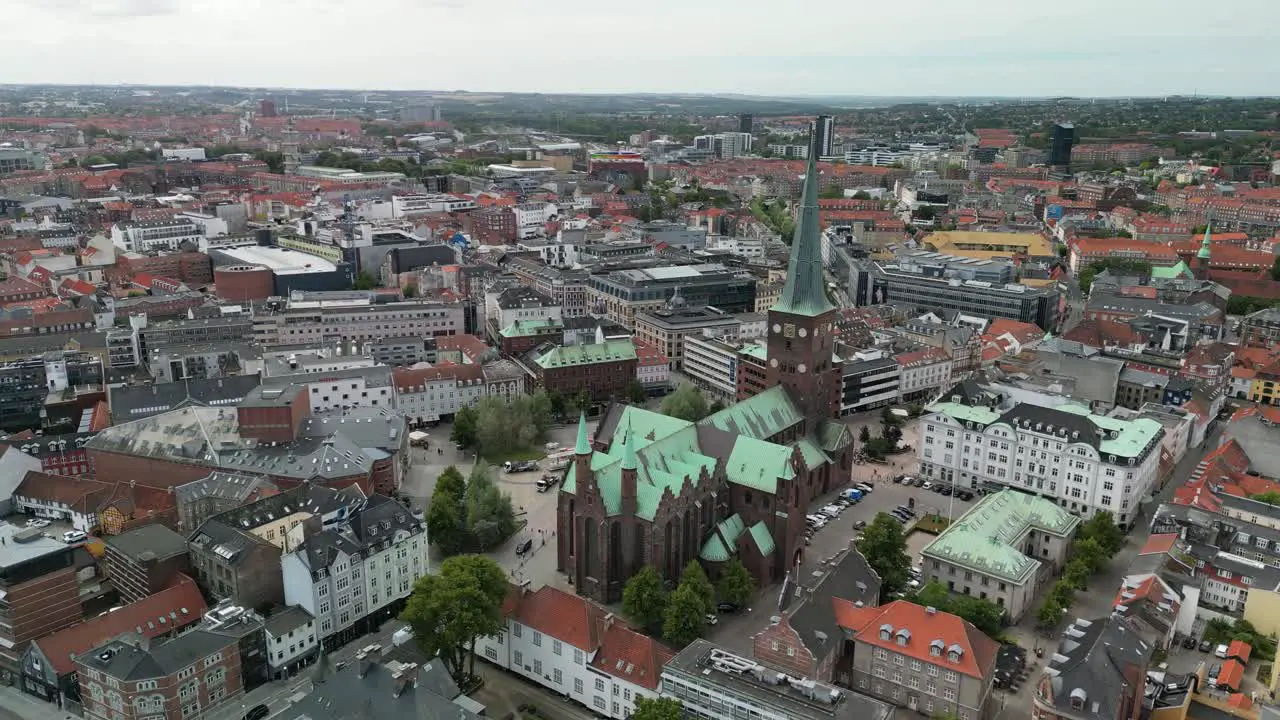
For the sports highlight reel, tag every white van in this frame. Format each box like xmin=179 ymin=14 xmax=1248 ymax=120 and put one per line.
xmin=62 ymin=530 xmax=87 ymax=544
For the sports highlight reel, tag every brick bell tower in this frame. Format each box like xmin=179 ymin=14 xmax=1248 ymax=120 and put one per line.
xmin=765 ymin=133 xmax=842 ymax=424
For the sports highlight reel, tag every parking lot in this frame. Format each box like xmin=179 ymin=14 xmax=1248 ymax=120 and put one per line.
xmin=709 ymin=468 xmax=981 ymax=656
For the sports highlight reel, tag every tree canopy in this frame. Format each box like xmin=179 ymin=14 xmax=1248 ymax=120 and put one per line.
xmin=908 ymin=581 xmax=1004 ymax=638
xmin=856 ymin=513 xmax=912 ymax=600
xmin=632 ymin=697 xmax=684 ymax=720
xmin=400 ymin=554 xmax=507 ymax=682
xmin=469 ymin=391 xmax=554 ymax=460
xmin=716 ymin=558 xmax=756 ymax=607
xmin=660 ymin=384 xmax=710 ymax=422
xmin=663 ymin=583 xmax=707 ymax=647
xmin=623 ymin=566 xmax=669 ymax=632
xmin=426 ymin=465 xmax=517 ymax=555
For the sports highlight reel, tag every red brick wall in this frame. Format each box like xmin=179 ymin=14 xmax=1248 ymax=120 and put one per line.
xmin=88 ymin=450 xmax=212 ymax=489
xmin=539 ymin=358 xmax=638 ymax=403
xmin=0 ymin=565 xmax=81 ymax=671
xmin=753 ymin=618 xmax=817 ymax=679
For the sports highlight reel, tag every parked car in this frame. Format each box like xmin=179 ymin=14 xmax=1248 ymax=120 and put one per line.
xmin=941 ymin=486 xmax=954 ymax=496
xmin=958 ymin=490 xmax=974 ymax=501
xmin=515 ymin=538 xmax=534 ymax=556
xmin=930 ymin=484 xmax=945 ymax=493
xmin=806 ymin=515 xmax=827 ymax=528
xmin=717 ymin=602 xmax=740 ymax=614
xmin=62 ymin=530 xmax=87 ymax=544
xmin=890 ymin=510 xmax=910 ymax=522
xmin=855 ymin=483 xmax=874 ymax=494
xmin=821 ymin=505 xmax=843 ymax=518
xmin=705 ymin=614 xmax=719 ymax=626
xmin=1215 ymin=644 xmax=1230 ymax=659
xmin=914 ymin=477 xmax=926 ymax=487
xmin=853 ymin=520 xmax=867 ymax=530
xmin=896 ymin=505 xmax=916 ymax=518
xmin=504 ymin=460 xmax=538 ymax=473
xmin=26 ymin=518 xmax=50 ymax=529
xmin=1181 ymin=636 xmax=1198 ymax=650
xmin=1199 ymin=640 xmax=1213 ymax=653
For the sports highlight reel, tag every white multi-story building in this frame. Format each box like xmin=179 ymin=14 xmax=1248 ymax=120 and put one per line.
xmin=682 ymin=335 xmax=740 ymax=400
xmin=262 ymin=606 xmax=319 ymax=679
xmin=475 ymin=585 xmax=671 ymax=720
xmin=393 ymin=363 xmax=486 ymax=424
xmin=262 ymin=365 xmax=396 ymax=413
xmin=177 ymin=211 xmax=230 ymax=238
xmin=109 ymin=219 xmax=204 ymax=252
xmin=917 ymin=384 xmax=1164 ymax=529
xmin=513 ymin=202 xmax=558 ymax=239
xmin=391 ymin=194 xmax=476 ymax=217
xmin=281 ymin=495 xmax=428 ymax=645
xmin=896 ymin=347 xmax=953 ymax=403
xmin=705 ymin=234 xmax=767 ymax=259
xmin=251 ymin=296 xmax=465 ymax=346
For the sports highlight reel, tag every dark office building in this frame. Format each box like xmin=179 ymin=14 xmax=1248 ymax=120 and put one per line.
xmin=812 ymin=115 xmax=834 ymax=158
xmin=1049 ymin=122 xmax=1075 ymax=168
xmin=739 ymin=113 xmax=754 ymax=134
xmin=0 ymin=358 xmax=47 ymax=433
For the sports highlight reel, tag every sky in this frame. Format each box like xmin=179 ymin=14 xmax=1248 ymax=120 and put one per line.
xmin=9 ymin=0 xmax=1280 ymax=97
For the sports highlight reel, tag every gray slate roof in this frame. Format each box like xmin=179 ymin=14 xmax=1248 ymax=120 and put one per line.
xmin=106 ymin=524 xmax=189 ymax=562
xmin=779 ymin=544 xmax=881 ymax=661
xmin=1042 ymin=615 xmax=1152 ymax=720
xmin=107 ymin=375 xmax=262 ymax=422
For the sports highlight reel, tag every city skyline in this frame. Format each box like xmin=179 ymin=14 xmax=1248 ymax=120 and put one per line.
xmin=12 ymin=0 xmax=1280 ymax=97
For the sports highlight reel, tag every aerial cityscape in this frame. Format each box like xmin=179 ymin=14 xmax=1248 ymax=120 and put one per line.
xmin=0 ymin=77 xmax=1276 ymax=720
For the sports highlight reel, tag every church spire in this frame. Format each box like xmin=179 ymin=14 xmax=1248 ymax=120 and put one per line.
xmin=1197 ymin=220 xmax=1212 ymax=260
xmin=575 ymin=412 xmax=591 ymax=455
xmin=772 ymin=132 xmax=837 ymax=318
xmin=620 ymin=419 xmax=638 ymax=471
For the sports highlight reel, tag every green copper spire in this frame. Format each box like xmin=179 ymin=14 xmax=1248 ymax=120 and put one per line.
xmin=574 ymin=412 xmax=591 ymax=455
xmin=620 ymin=419 xmax=638 ymax=471
xmin=771 ymin=134 xmax=837 ymax=318
xmin=1197 ymin=221 xmax=1212 ymax=260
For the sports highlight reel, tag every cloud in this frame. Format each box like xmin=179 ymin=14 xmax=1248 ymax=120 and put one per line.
xmin=32 ymin=0 xmax=180 ymax=18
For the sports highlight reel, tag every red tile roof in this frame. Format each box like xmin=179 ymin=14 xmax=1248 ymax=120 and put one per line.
xmin=831 ymin=600 xmax=998 ymax=680
xmin=12 ymin=471 xmax=112 ymax=514
xmin=1217 ymin=659 xmax=1244 ymax=690
xmin=32 ymin=575 xmax=207 ymax=675
xmin=502 ymin=584 xmax=674 ymax=689
xmin=1226 ymin=640 xmax=1252 ymax=664
xmin=435 ymin=334 xmax=490 ymax=362
xmin=391 ymin=362 xmax=484 ymax=390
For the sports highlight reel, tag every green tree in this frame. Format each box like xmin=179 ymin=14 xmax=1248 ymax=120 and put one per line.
xmin=1077 ymin=511 xmax=1124 ymax=554
xmin=1070 ymin=537 xmax=1109 ymax=574
xmin=912 ymin=580 xmax=952 ymax=610
xmin=451 ymin=406 xmax=478 ymax=449
xmin=708 ymin=399 xmax=726 ymax=414
xmin=716 ymin=558 xmax=756 ymax=607
xmin=681 ymin=560 xmax=715 ymax=616
xmin=628 ymin=380 xmax=649 ymax=405
xmin=1049 ymin=580 xmax=1076 ymax=608
xmin=428 ymin=466 xmax=469 ymax=555
xmin=856 ymin=513 xmax=913 ymax=600
xmin=660 ymin=384 xmax=709 ymax=422
xmin=402 ymin=283 xmax=418 ymax=298
xmin=632 ymin=697 xmax=684 ymax=720
xmin=400 ymin=554 xmax=508 ymax=682
xmin=1251 ymin=490 xmax=1280 ymax=506
xmin=622 ymin=566 xmax=669 ymax=632
xmin=573 ymin=390 xmax=592 ymax=414
xmin=1036 ymin=599 xmax=1065 ymax=630
xmin=464 ymin=465 xmax=517 ymax=551
xmin=859 ymin=426 xmax=872 ymax=443
xmin=663 ymin=584 xmax=707 ymax=646
xmin=353 ymin=270 xmax=379 ymax=290
xmin=1063 ymin=559 xmax=1093 ymax=590
xmin=950 ymin=596 xmax=1005 ymax=638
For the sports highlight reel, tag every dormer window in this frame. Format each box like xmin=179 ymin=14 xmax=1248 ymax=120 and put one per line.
xmin=879 ymin=624 xmax=893 ymax=641
xmin=895 ymin=628 xmax=911 ymax=646
xmin=1070 ymin=689 xmax=1088 ymax=710
xmin=929 ymin=639 xmax=944 ymax=657
xmin=948 ymin=649 xmax=961 ymax=662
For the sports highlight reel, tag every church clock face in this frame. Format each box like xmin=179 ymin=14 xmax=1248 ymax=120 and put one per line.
xmin=769 ymin=358 xmax=779 ymax=368
xmin=798 ymin=327 xmax=808 ymax=338
xmin=783 ymin=323 xmax=796 ymax=338
xmin=797 ymin=364 xmax=807 ymax=374
xmin=772 ymin=323 xmax=782 ymax=334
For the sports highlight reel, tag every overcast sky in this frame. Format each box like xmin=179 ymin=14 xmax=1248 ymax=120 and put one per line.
xmin=10 ymin=0 xmax=1280 ymax=97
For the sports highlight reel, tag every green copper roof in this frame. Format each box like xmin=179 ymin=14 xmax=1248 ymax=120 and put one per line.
xmin=574 ymin=412 xmax=591 ymax=455
xmin=928 ymin=401 xmax=1003 ymax=427
xmin=559 ymin=405 xmax=717 ymax=521
xmin=700 ymin=514 xmax=746 ymax=562
xmin=725 ymin=436 xmax=795 ymax=493
xmin=1197 ymin=222 xmax=1212 ymax=260
xmin=1052 ymin=403 xmax=1164 ymax=459
xmin=1151 ymin=260 xmax=1193 ymax=279
xmin=534 ymin=339 xmax=637 ymax=369
xmin=499 ymin=318 xmax=562 ymax=338
xmin=818 ymin=420 xmax=851 ymax=454
xmin=793 ymin=437 xmax=831 ymax=470
xmin=739 ymin=344 xmax=768 ymax=361
xmin=748 ymin=521 xmax=776 ymax=556
xmin=771 ymin=140 xmax=837 ymax=318
xmin=922 ymin=489 xmax=1080 ymax=583
xmin=703 ymin=385 xmax=804 ymax=440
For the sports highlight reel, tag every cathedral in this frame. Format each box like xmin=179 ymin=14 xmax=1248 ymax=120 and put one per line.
xmin=556 ymin=143 xmax=855 ymax=603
